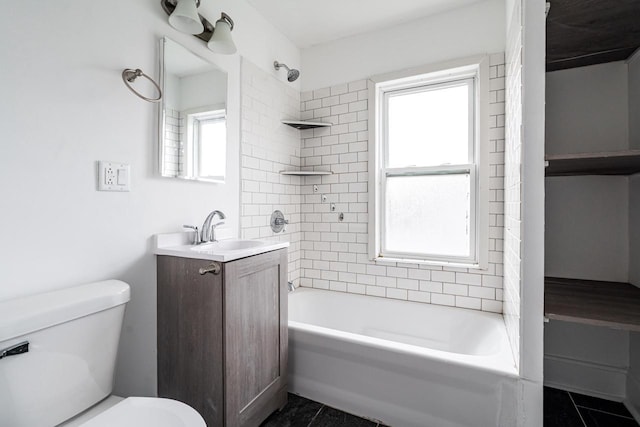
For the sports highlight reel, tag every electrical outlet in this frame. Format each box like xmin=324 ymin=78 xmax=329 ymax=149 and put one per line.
xmin=105 ymin=166 xmax=116 ymax=186
xmin=98 ymin=161 xmax=130 ymax=192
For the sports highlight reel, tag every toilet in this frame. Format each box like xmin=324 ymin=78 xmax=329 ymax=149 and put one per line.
xmin=0 ymin=280 xmax=205 ymax=427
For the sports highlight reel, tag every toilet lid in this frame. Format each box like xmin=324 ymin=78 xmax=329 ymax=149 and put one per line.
xmin=79 ymin=397 xmax=206 ymax=427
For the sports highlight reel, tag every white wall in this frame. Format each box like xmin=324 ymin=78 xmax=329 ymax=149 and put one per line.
xmin=545 ymin=176 xmax=630 ymax=282
xmin=300 ymin=0 xmax=505 ymax=90
xmin=629 ymin=52 xmax=640 ymax=150
xmin=504 ymin=0 xmax=523 ymax=371
xmin=512 ymin=0 xmax=546 ymax=425
xmin=179 ymin=69 xmax=227 ymax=110
xmin=631 ymin=175 xmax=640 ymax=287
xmin=165 ymin=74 xmax=181 ymax=110
xmin=0 ymin=0 xmax=299 ymax=398
xmin=546 ymin=62 xmax=629 ymax=155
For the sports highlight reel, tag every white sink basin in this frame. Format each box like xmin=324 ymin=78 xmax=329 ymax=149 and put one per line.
xmin=154 ymin=234 xmax=289 ymax=262
xmin=191 ymin=239 xmax=264 ymax=252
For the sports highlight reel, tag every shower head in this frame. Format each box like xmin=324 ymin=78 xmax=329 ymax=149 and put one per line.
xmin=287 ymin=68 xmax=300 ymax=82
xmin=274 ymin=61 xmax=300 ymax=82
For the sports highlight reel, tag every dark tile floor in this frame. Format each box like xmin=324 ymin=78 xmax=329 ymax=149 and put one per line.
xmin=262 ymin=388 xmax=639 ymax=427
xmin=260 ymin=394 xmax=386 ymax=427
xmin=544 ymin=386 xmax=639 ymax=427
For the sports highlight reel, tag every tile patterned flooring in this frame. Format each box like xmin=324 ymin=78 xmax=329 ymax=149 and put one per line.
xmin=544 ymin=387 xmax=639 ymax=427
xmin=262 ymin=388 xmax=639 ymax=427
xmin=260 ymin=394 xmax=386 ymax=427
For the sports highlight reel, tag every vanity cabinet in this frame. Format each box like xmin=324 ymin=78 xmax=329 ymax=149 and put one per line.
xmin=157 ymin=248 xmax=288 ymax=427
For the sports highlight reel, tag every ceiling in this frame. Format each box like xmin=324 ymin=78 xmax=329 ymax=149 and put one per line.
xmin=246 ymin=0 xmax=485 ymax=48
xmin=246 ymin=0 xmax=640 ymax=71
xmin=546 ymin=0 xmax=640 ymax=71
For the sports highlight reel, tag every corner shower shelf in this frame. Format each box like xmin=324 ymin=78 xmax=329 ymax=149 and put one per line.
xmin=281 ymin=120 xmax=333 ymax=130
xmin=279 ymin=170 xmax=333 ymax=176
xmin=544 ymin=277 xmax=640 ymax=331
xmin=545 ymin=150 xmax=640 ymax=177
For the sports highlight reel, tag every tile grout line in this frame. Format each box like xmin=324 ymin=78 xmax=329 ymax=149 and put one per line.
xmin=574 ymin=405 xmax=636 ymax=420
xmin=567 ymin=392 xmax=588 ymax=427
xmin=306 ymin=404 xmax=325 ymax=427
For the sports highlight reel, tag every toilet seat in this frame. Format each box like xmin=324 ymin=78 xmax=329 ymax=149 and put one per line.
xmin=79 ymin=397 xmax=206 ymax=427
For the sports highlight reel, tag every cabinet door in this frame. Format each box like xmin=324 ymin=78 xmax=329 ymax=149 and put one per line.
xmin=157 ymin=255 xmax=224 ymax=427
xmin=224 ymin=249 xmax=288 ymax=427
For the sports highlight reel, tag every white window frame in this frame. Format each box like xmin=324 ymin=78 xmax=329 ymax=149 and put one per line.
xmin=182 ymin=104 xmax=227 ymax=182
xmin=368 ymin=56 xmax=490 ymax=269
xmin=193 ymin=112 xmax=226 ymax=180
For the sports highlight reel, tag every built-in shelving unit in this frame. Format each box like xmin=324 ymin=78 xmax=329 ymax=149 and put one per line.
xmin=544 ymin=277 xmax=640 ymax=331
xmin=281 ymin=120 xmax=333 ymax=130
xmin=544 ymin=150 xmax=640 ymax=332
xmin=280 ymin=119 xmax=334 ymax=175
xmin=545 ymin=149 xmax=640 ymax=177
xmin=279 ymin=170 xmax=333 ymax=176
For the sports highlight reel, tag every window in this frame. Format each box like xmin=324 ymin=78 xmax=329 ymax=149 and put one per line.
xmin=370 ymin=58 xmax=489 ymax=267
xmin=194 ymin=112 xmax=226 ymax=179
xmin=184 ymin=108 xmax=227 ymax=182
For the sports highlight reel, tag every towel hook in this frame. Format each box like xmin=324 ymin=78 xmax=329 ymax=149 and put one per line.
xmin=121 ymin=68 xmax=162 ymax=103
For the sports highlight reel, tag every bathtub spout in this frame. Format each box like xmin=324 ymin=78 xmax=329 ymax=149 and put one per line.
xmin=288 ymin=281 xmax=296 ymax=292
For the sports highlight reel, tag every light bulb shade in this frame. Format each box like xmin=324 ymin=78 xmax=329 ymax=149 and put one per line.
xmin=168 ymin=0 xmax=204 ymax=35
xmin=207 ymin=18 xmax=236 ymax=54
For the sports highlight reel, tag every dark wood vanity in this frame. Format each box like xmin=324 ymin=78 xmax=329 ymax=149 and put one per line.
xmin=157 ymin=248 xmax=288 ymax=426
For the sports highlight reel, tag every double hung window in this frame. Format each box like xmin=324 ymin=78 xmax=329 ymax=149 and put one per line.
xmin=185 ymin=109 xmax=226 ymax=181
xmin=371 ymin=59 xmax=488 ymax=267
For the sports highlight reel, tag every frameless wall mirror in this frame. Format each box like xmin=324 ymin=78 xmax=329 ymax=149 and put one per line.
xmin=159 ymin=37 xmax=228 ymax=183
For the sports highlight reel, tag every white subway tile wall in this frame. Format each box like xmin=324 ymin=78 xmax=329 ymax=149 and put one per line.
xmin=504 ymin=1 xmax=524 ymax=367
xmin=297 ymin=54 xmax=507 ymax=313
xmin=240 ymin=59 xmax=302 ymax=284
xmin=163 ymin=108 xmax=182 ymax=177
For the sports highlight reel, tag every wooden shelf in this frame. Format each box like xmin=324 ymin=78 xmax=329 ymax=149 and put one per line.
xmin=545 ymin=150 xmax=640 ymax=177
xmin=279 ymin=170 xmax=333 ymax=176
xmin=544 ymin=277 xmax=640 ymax=331
xmin=281 ymin=120 xmax=333 ymax=130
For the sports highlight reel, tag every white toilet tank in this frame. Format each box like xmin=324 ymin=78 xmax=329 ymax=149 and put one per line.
xmin=0 ymin=280 xmax=131 ymax=427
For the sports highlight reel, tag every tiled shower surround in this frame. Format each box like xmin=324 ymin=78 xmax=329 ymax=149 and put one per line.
xmin=241 ymin=54 xmax=507 ymax=314
xmin=163 ymin=108 xmax=182 ymax=177
xmin=297 ymin=54 xmax=507 ymax=313
xmin=240 ymin=59 xmax=302 ymax=284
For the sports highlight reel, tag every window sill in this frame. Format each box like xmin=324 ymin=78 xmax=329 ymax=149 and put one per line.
xmin=372 ymin=256 xmax=486 ymax=271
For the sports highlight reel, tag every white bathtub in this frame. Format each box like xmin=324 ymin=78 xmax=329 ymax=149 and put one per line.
xmin=288 ymin=288 xmax=519 ymax=427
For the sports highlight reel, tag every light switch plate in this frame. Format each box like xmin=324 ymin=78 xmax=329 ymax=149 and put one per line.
xmin=98 ymin=161 xmax=130 ymax=192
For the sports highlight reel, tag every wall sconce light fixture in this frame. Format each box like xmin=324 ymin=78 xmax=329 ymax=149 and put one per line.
xmin=161 ymin=0 xmax=237 ymax=55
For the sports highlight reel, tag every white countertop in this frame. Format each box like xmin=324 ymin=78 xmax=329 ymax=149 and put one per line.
xmin=153 ymin=232 xmax=289 ymax=262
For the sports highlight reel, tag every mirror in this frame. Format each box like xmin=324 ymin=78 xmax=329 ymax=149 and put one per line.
xmin=159 ymin=37 xmax=228 ymax=183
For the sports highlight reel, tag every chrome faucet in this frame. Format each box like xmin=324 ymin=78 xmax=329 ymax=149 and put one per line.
xmin=201 ymin=210 xmax=226 ymax=242
xmin=183 ymin=225 xmax=201 ymax=245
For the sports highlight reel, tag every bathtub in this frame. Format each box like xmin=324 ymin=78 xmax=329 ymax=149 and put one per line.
xmin=288 ymin=288 xmax=519 ymax=427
